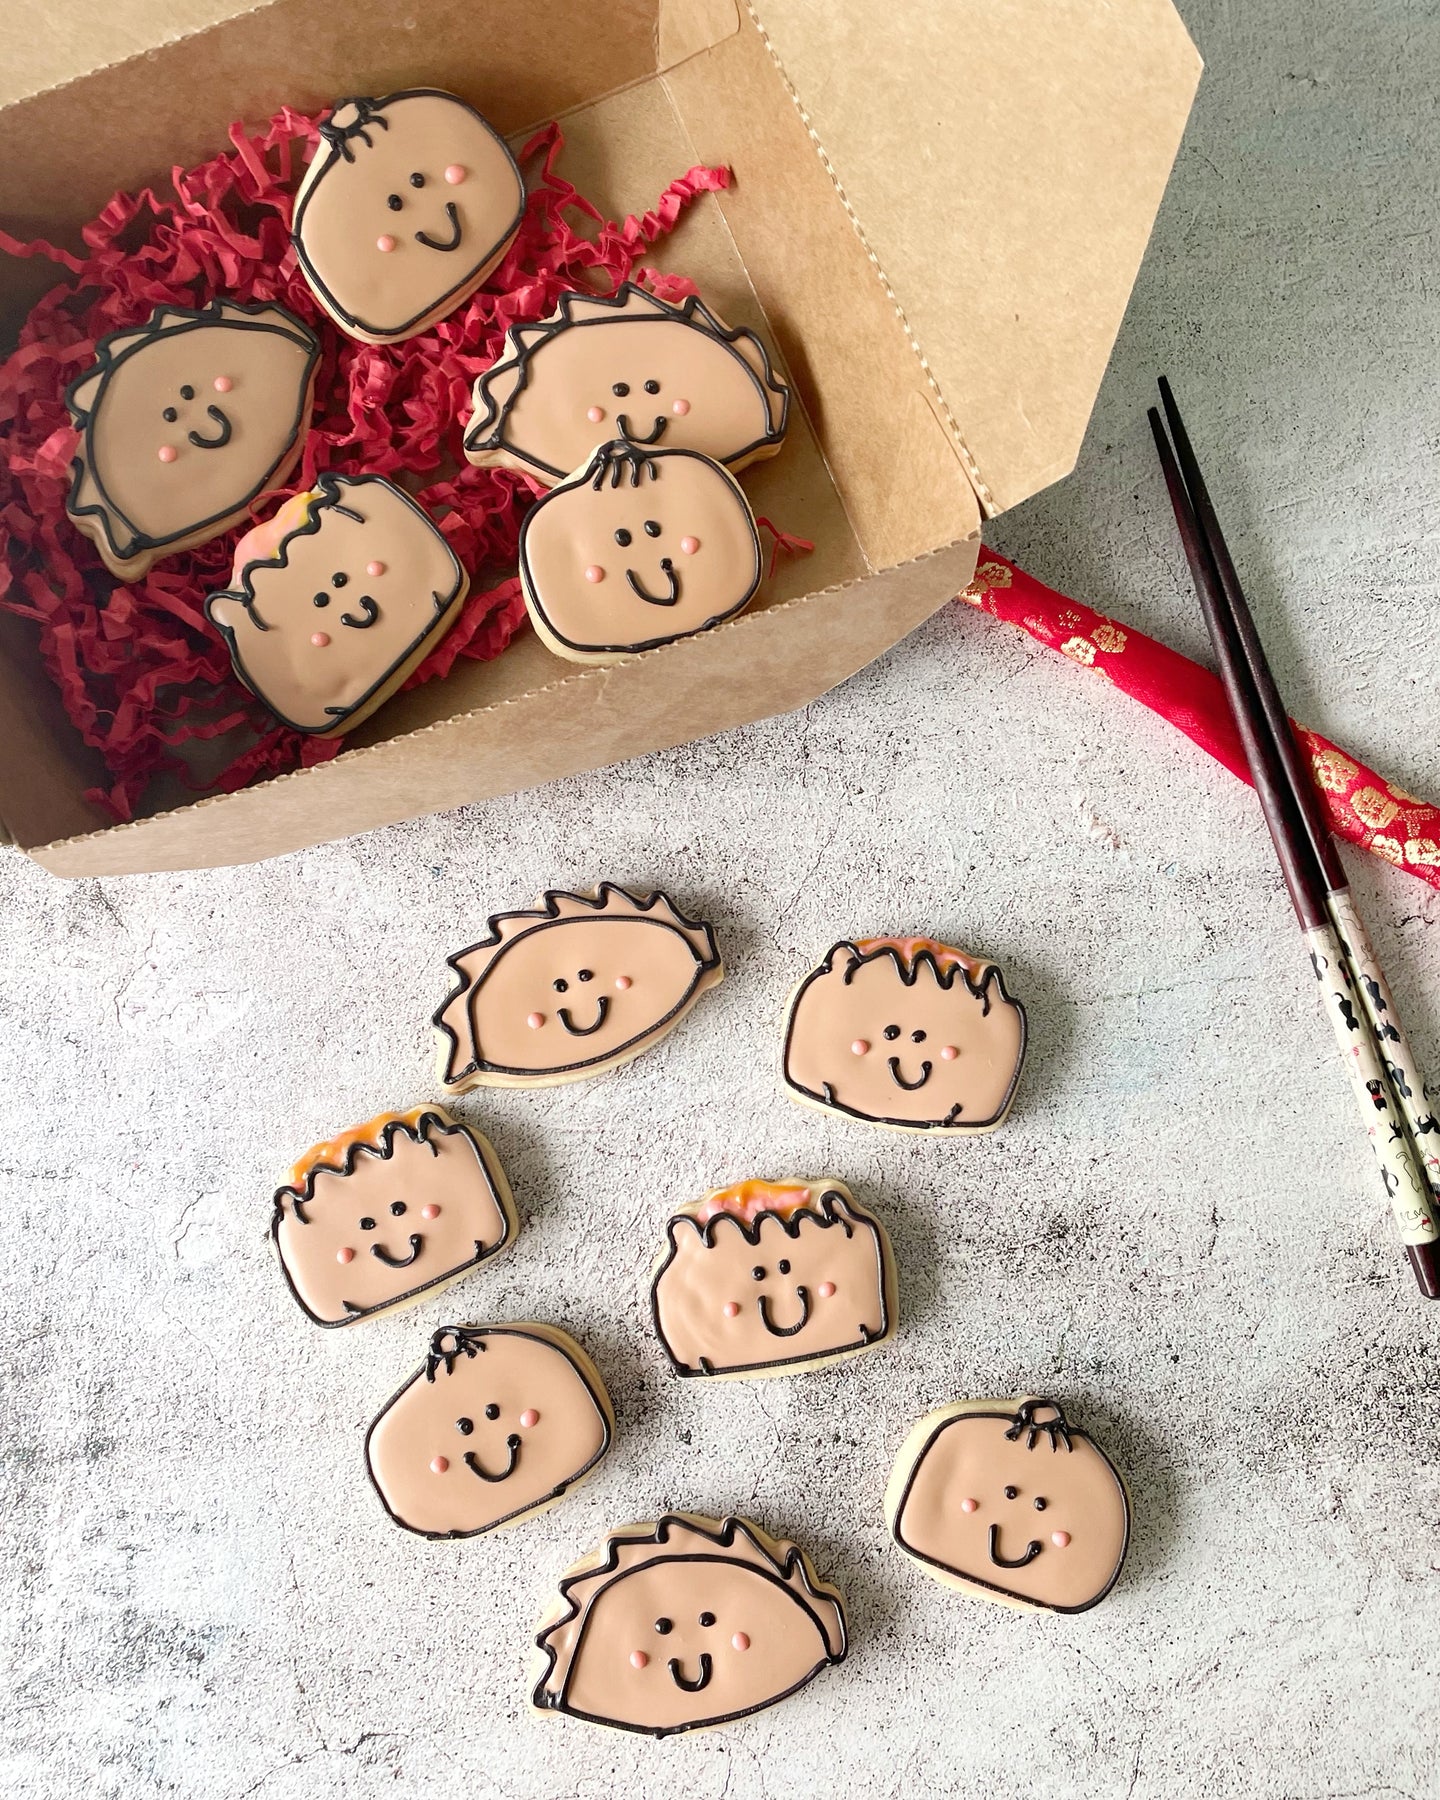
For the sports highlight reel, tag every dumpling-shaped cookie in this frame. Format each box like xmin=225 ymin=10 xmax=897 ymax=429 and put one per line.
xmin=65 ymin=300 xmax=318 ymax=579
xmin=292 ymin=90 xmax=524 ymax=344
xmin=206 ymin=473 xmax=467 ymax=736
xmin=434 ymin=884 xmax=722 ymax=1092
xmin=519 ymin=441 xmax=762 ymax=663
xmin=886 ymin=1398 xmax=1131 ymax=1613
xmin=366 ymin=1324 xmax=613 ymax=1538
xmin=464 ymin=282 xmax=789 ymax=483
xmin=271 ymin=1107 xmax=516 ymax=1327
xmin=532 ymin=1513 xmax=847 ymax=1736
xmin=782 ymin=936 xmax=1027 ymax=1134
xmin=650 ymin=1179 xmax=896 ymax=1379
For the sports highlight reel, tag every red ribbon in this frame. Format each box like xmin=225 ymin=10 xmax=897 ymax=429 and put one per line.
xmin=962 ymin=553 xmax=1440 ymax=891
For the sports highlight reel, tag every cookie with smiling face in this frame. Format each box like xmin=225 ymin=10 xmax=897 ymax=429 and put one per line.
xmin=205 ymin=473 xmax=467 ymax=736
xmin=519 ymin=441 xmax=762 ymax=664
xmin=64 ymin=300 xmax=318 ymax=580
xmin=782 ymin=937 xmax=1027 ymax=1134
xmin=464 ymin=283 xmax=789 ymax=483
xmin=366 ymin=1324 xmax=613 ymax=1539
xmin=434 ymin=885 xmax=723 ymax=1093
xmin=271 ymin=1107 xmax=516 ymax=1327
xmin=650 ymin=1180 xmax=896 ymax=1379
xmin=885 ymin=1398 xmax=1131 ymax=1614
xmin=532 ymin=1513 xmax=847 ymax=1737
xmin=292 ymin=91 xmax=525 ymax=344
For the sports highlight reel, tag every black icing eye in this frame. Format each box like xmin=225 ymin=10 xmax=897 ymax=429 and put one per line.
xmin=644 ymin=379 xmax=661 ymax=395
xmin=1004 ymin=1485 xmax=1018 ymax=1500
xmin=778 ymin=1259 xmax=791 ymax=1275
xmin=612 ymin=382 xmax=630 ymax=397
xmin=553 ymin=977 xmax=568 ymax=993
xmin=577 ymin=969 xmax=594 ymax=982
xmin=614 ymin=528 xmax=632 ymax=547
xmin=1034 ymin=1497 xmax=1047 ymax=1511
xmin=390 ymin=1201 xmax=406 ymax=1217
xmin=654 ymin=1617 xmax=673 ymax=1635
xmin=162 ymin=406 xmax=178 ymax=423
xmin=751 ymin=1266 xmax=765 ymax=1281
xmin=484 ymin=1403 xmax=500 ymax=1421
xmin=358 ymin=1216 xmax=375 ymax=1231
xmin=455 ymin=1417 xmax=475 ymax=1436
xmin=179 ymin=385 xmax=195 ymax=401
xmin=387 ymin=193 xmax=403 ymax=210
xmin=410 ymin=171 xmax=425 ymax=188
xmin=643 ymin=520 xmax=661 ymax=538
xmin=699 ymin=1611 xmax=716 ymax=1628
xmin=911 ymin=1029 xmax=927 ymax=1044
xmin=331 ymin=572 xmax=348 ymax=588
xmin=312 ymin=593 xmax=330 ymax=608
xmin=883 ymin=1024 xmax=901 ymax=1041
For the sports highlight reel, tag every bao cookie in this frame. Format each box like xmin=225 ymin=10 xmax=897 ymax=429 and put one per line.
xmin=519 ymin=441 xmax=762 ymax=664
xmin=886 ymin=1398 xmax=1131 ymax=1615
xmin=65 ymin=300 xmax=318 ymax=580
xmin=292 ymin=91 xmax=524 ymax=344
xmin=782 ymin=936 xmax=1027 ymax=1134
xmin=464 ymin=282 xmax=789 ymax=483
xmin=650 ymin=1180 xmax=896 ymax=1379
xmin=532 ymin=1513 xmax=846 ymax=1737
xmin=206 ymin=474 xmax=467 ymax=736
xmin=366 ymin=1324 xmax=612 ymax=1539
xmin=434 ymin=884 xmax=722 ymax=1093
xmin=271 ymin=1107 xmax=516 ymax=1328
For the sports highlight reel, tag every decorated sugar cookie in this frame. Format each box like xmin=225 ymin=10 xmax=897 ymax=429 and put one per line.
xmin=271 ymin=1107 xmax=516 ymax=1327
xmin=464 ymin=282 xmax=789 ymax=483
xmin=366 ymin=1324 xmax=612 ymax=1539
xmin=518 ymin=441 xmax=762 ymax=663
xmin=206 ymin=473 xmax=467 ymax=736
xmin=885 ymin=1398 xmax=1131 ymax=1614
xmin=65 ymin=300 xmax=318 ymax=579
xmin=782 ymin=936 xmax=1027 ymax=1134
xmin=532 ymin=1513 xmax=847 ymax=1737
xmin=650 ymin=1179 xmax=896 ymax=1379
xmin=434 ymin=885 xmax=723 ymax=1093
xmin=292 ymin=90 xmax=525 ymax=344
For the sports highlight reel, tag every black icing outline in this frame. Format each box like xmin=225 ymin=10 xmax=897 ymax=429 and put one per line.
xmin=364 ymin=1324 xmax=612 ymax=1541
xmin=889 ymin=1400 xmax=1131 ymax=1615
xmin=650 ymin=1187 xmax=895 ymax=1378
xmin=64 ymin=299 xmax=319 ymax=567
xmin=292 ymin=89 xmax=525 ymax=342
xmin=519 ymin=442 xmax=762 ymax=657
xmin=781 ymin=942 xmax=1028 ymax=1133
xmin=271 ymin=1110 xmax=514 ymax=1328
xmin=205 ymin=472 xmax=466 ymax=736
xmin=464 ymin=282 xmax=791 ymax=478
xmin=533 ymin=1513 xmax=847 ymax=1737
xmin=433 ymin=884 xmax=721 ymax=1088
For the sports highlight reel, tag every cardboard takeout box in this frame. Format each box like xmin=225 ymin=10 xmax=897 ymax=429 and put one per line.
xmin=0 ymin=0 xmax=1199 ymax=876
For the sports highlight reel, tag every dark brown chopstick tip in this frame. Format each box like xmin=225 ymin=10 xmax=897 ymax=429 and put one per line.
xmin=1405 ymin=1240 xmax=1440 ymax=1300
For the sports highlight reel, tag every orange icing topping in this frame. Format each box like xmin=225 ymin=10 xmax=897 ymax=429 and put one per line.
xmin=693 ymin=1179 xmax=814 ymax=1224
xmin=854 ymin=936 xmax=986 ymax=976
xmin=289 ymin=1105 xmax=434 ymax=1188
xmin=228 ymin=487 xmax=324 ymax=584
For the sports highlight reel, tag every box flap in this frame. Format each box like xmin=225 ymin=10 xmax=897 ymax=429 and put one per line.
xmin=748 ymin=0 xmax=1201 ymax=516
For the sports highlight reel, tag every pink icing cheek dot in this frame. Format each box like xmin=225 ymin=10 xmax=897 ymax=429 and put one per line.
xmin=586 ymin=405 xmax=606 ymax=424
xmin=1051 ymin=1531 xmax=1072 ymax=1548
xmin=430 ymin=1456 xmax=450 ymax=1475
xmin=444 ymin=164 xmax=467 ymax=185
xmin=420 ymin=1203 xmax=441 ymax=1221
xmin=310 ymin=632 xmax=331 ymax=648
xmin=671 ymin=398 xmax=691 ymax=416
xmin=722 ymin=1301 xmax=741 ymax=1319
xmin=851 ymin=1039 xmax=870 ymax=1056
xmin=630 ymin=1651 xmax=649 ymax=1670
xmin=157 ymin=445 xmax=178 ymax=464
xmin=336 ymin=1246 xmax=356 ymax=1265
xmin=519 ymin=1409 xmax=540 ymax=1429
xmin=526 ymin=1012 xmax=546 ymax=1029
xmin=817 ymin=1281 xmax=836 ymax=1299
xmin=376 ymin=234 xmax=397 ymax=253
xmin=615 ymin=975 xmax=632 ymax=990
xmin=212 ymin=375 xmax=233 ymax=394
xmin=731 ymin=1633 xmax=751 ymax=1652
xmin=959 ymin=1497 xmax=979 ymax=1514
xmin=366 ymin=560 xmax=386 ymax=578
xmin=584 ymin=565 xmax=606 ymax=583
xmin=940 ymin=1044 xmax=959 ymax=1061
xmin=679 ymin=536 xmax=701 ymax=555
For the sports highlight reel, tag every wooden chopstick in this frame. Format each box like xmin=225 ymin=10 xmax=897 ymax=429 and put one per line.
xmin=1148 ymin=386 xmax=1440 ymax=1297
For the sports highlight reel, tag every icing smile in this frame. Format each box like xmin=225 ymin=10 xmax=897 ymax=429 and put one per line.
xmin=339 ymin=594 xmax=380 ymax=629
xmin=987 ymin=1523 xmax=1043 ymax=1569
xmin=616 ymin=412 xmax=668 ymax=446
xmin=758 ymin=1286 xmax=812 ymax=1338
xmin=415 ymin=201 xmax=464 ymax=253
xmin=371 ymin=1233 xmax=424 ymax=1268
xmin=667 ymin=1653 xmax=713 ymax=1693
xmin=558 ymin=996 xmax=611 ymax=1036
xmin=188 ymin=404 xmax=233 ymax=449
xmin=887 ymin=1056 xmax=933 ymax=1091
xmin=465 ymin=1433 xmax=522 ymax=1482
xmin=625 ymin=561 xmax=682 ymax=607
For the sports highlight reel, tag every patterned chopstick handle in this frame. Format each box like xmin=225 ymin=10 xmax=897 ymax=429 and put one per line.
xmin=1328 ymin=891 xmax=1440 ymax=1202
xmin=1305 ymin=923 xmax=1440 ymax=1245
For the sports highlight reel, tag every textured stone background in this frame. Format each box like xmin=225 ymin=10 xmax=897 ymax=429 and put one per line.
xmin=3 ymin=3 xmax=1439 ymax=1796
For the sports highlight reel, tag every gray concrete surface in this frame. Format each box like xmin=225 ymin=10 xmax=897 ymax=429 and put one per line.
xmin=3 ymin=3 xmax=1439 ymax=1795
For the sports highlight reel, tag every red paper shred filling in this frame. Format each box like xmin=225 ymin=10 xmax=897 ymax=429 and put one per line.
xmin=0 ymin=112 xmax=730 ymax=822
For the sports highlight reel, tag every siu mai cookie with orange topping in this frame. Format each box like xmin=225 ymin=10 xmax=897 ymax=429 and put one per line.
xmin=782 ymin=935 xmax=1027 ymax=1134
xmin=271 ymin=1107 xmax=517 ymax=1327
xmin=434 ymin=885 xmax=723 ymax=1093
xmin=650 ymin=1179 xmax=896 ymax=1380
xmin=885 ymin=1398 xmax=1131 ymax=1614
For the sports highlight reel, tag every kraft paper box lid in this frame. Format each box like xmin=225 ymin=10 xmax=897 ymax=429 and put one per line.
xmin=0 ymin=0 xmax=1199 ymax=875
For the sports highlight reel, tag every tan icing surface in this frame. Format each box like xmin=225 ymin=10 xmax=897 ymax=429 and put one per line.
xmin=521 ymin=446 xmax=760 ymax=655
xmin=784 ymin=944 xmax=1025 ymax=1128
xmin=207 ymin=477 xmax=462 ymax=734
xmin=296 ymin=93 xmax=523 ymax=339
xmin=367 ymin=1327 xmax=608 ymax=1537
xmin=273 ymin=1113 xmax=508 ymax=1325
xmin=654 ymin=1183 xmax=891 ymax=1375
xmin=895 ymin=1407 xmax=1129 ymax=1611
